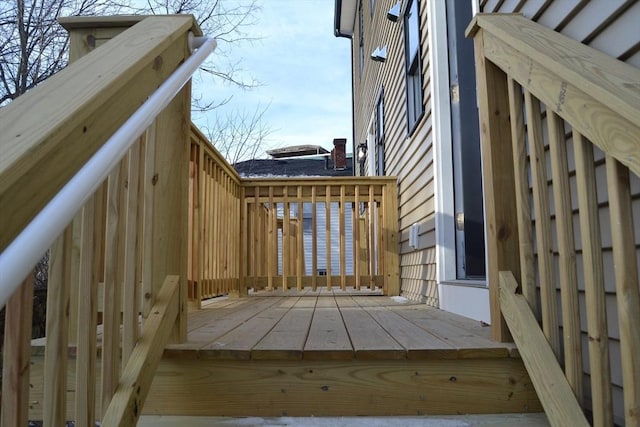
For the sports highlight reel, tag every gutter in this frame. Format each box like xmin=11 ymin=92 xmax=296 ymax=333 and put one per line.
xmin=334 ymin=0 xmax=352 ymax=38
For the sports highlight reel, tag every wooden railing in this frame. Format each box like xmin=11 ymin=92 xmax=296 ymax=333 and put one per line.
xmin=0 ymin=15 xmax=199 ymax=426
xmin=185 ymin=134 xmax=401 ymax=301
xmin=469 ymin=14 xmax=640 ymax=427
xmin=188 ymin=125 xmax=242 ymax=301
xmin=240 ymin=178 xmax=399 ymax=295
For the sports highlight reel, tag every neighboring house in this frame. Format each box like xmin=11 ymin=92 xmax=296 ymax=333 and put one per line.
xmin=234 ymin=139 xmax=358 ymax=277
xmin=334 ymin=0 xmax=638 ymax=424
xmin=234 ymin=139 xmax=354 ymax=178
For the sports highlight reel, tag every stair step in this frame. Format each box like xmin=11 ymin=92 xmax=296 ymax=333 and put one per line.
xmin=137 ymin=414 xmax=550 ymax=426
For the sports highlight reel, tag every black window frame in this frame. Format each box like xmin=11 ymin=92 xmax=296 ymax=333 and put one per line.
xmin=358 ymin=0 xmax=364 ymax=79
xmin=404 ymin=0 xmax=424 ymax=134
xmin=375 ymin=87 xmax=385 ymax=175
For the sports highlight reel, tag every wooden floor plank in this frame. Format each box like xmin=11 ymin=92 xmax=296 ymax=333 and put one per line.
xmin=199 ymin=297 xmax=301 ymax=360
xmin=335 ymin=296 xmax=405 ymax=360
xmin=303 ymin=295 xmax=353 ymax=360
xmin=391 ymin=306 xmax=510 ymax=358
xmin=165 ymin=297 xmax=285 ymax=355
xmin=351 ymin=296 xmax=458 ymax=359
xmin=252 ymin=297 xmax=317 ymax=360
xmin=186 ymin=298 xmax=254 ymax=331
xmin=158 ymin=295 xmax=517 ymax=361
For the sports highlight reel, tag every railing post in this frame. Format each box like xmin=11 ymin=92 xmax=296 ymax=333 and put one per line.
xmin=1 ymin=275 xmax=34 ymax=426
xmin=59 ymin=16 xmax=196 ymax=342
xmin=468 ymin=23 xmax=520 ymax=342
xmin=235 ymin=185 xmax=247 ymax=297
xmin=383 ymin=180 xmax=400 ymax=296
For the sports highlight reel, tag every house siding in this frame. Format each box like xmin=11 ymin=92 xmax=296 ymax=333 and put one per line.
xmin=352 ymin=0 xmax=439 ymax=305
xmin=480 ymin=1 xmax=639 ymax=424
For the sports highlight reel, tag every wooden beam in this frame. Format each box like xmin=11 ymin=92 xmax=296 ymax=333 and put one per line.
xmin=149 ymin=70 xmax=191 ymax=341
xmin=43 ymin=226 xmax=72 ymax=426
xmin=1 ymin=276 xmax=34 ymax=427
xmin=572 ymin=132 xmax=613 ymax=426
xmin=74 ymin=193 xmax=101 ymax=427
xmin=524 ymin=91 xmax=560 ymax=357
xmin=472 ymin=29 xmax=519 ymax=342
xmin=499 ymin=271 xmax=588 ymax=427
xmin=383 ymin=181 xmax=399 ymax=296
xmin=101 ymin=275 xmax=180 ymax=427
xmin=605 ymin=157 xmax=640 ymax=426
xmin=142 ymin=356 xmax=540 ymax=417
xmin=0 ymin=16 xmax=197 ymax=252
xmin=547 ymin=110 xmax=582 ymax=401
xmin=468 ymin=14 xmax=640 ymax=177
xmin=506 ymin=78 xmax=536 ymax=313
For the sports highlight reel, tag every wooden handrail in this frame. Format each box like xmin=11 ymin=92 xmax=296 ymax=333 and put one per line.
xmin=1 ymin=15 xmax=200 ymax=425
xmin=467 ymin=14 xmax=640 ymax=177
xmin=0 ymin=15 xmax=198 ymax=253
xmin=470 ymin=14 xmax=640 ymax=427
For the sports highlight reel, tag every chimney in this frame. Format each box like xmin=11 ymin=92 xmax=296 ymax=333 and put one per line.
xmin=332 ymin=138 xmax=347 ymax=170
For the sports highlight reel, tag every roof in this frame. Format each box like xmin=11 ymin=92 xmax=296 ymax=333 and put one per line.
xmin=266 ymin=145 xmax=329 ymax=158
xmin=334 ymin=0 xmax=357 ymax=38
xmin=234 ymin=156 xmax=354 ymax=178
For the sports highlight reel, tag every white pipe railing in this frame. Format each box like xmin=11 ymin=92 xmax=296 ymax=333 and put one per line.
xmin=0 ymin=35 xmax=217 ymax=309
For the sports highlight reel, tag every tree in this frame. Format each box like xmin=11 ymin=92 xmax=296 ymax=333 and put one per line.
xmin=203 ymin=102 xmax=272 ymax=165
xmin=0 ymin=0 xmax=262 ymax=106
xmin=1 ymin=0 xmax=271 ymax=163
xmin=0 ymin=0 xmax=118 ymax=105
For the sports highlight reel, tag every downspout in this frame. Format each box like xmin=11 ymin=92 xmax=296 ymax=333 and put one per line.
xmin=334 ymin=0 xmax=357 ymax=175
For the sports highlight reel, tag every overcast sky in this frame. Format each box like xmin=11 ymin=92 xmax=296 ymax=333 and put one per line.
xmin=191 ymin=0 xmax=353 ymax=157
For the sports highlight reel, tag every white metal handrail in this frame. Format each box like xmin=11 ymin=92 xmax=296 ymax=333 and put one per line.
xmin=0 ymin=35 xmax=217 ymax=308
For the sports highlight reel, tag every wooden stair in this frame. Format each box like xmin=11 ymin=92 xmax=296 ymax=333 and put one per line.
xmin=28 ymin=292 xmax=542 ymax=420
xmin=142 ymin=292 xmax=542 ymax=417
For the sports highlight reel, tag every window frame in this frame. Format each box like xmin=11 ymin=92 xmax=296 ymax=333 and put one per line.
xmin=375 ymin=87 xmax=385 ymax=175
xmin=404 ymin=0 xmax=424 ymax=134
xmin=358 ymin=0 xmax=364 ymax=79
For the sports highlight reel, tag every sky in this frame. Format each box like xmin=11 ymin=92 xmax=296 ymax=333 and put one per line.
xmin=191 ymin=0 xmax=353 ymax=158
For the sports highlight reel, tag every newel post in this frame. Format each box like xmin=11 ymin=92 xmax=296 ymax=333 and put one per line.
xmin=60 ymin=16 xmax=199 ymax=342
xmin=467 ymin=18 xmax=520 ymax=342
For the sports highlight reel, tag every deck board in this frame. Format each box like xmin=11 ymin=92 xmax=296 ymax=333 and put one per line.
xmin=164 ymin=292 xmax=518 ymax=361
xmin=390 ymin=304 xmax=510 ymax=358
xmin=335 ymin=296 xmax=405 ymax=360
xmin=252 ymin=297 xmax=316 ymax=360
xmin=351 ymin=296 xmax=458 ymax=359
xmin=199 ymin=297 xmax=300 ymax=360
xmin=303 ymin=295 xmax=353 ymax=360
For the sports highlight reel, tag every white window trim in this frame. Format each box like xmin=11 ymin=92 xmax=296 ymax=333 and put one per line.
xmin=429 ymin=0 xmax=455 ymax=285
xmin=429 ymin=0 xmax=489 ymax=323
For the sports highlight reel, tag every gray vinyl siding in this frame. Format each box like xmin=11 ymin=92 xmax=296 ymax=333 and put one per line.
xmin=275 ymin=202 xmax=355 ymax=275
xmin=481 ymin=1 xmax=639 ymax=424
xmin=352 ymin=0 xmax=438 ymax=305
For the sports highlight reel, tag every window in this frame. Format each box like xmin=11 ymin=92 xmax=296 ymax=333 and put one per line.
xmin=358 ymin=0 xmax=364 ymax=79
xmin=364 ymin=88 xmax=385 ymax=177
xmin=375 ymin=89 xmax=385 ymax=175
xmin=370 ymin=0 xmax=376 ymax=17
xmin=404 ymin=0 xmax=424 ymax=131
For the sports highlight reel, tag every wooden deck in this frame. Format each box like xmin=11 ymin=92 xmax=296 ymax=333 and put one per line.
xmin=29 ymin=291 xmax=542 ymax=419
xmin=138 ymin=292 xmax=541 ymax=417
xmin=166 ymin=290 xmax=518 ymax=361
